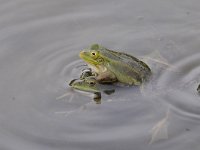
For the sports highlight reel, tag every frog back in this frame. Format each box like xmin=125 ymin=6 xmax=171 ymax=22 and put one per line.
xmin=100 ymin=48 xmax=151 ymax=85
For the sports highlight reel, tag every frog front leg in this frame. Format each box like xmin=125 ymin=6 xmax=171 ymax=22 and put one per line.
xmin=80 ymin=68 xmax=96 ymax=79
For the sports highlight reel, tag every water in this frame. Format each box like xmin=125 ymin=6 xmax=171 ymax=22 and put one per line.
xmin=0 ymin=0 xmax=200 ymax=150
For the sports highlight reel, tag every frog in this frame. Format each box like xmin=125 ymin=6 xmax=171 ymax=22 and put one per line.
xmin=69 ymin=77 xmax=115 ymax=102
xmin=79 ymin=44 xmax=151 ymax=85
xmin=197 ymin=84 xmax=200 ymax=93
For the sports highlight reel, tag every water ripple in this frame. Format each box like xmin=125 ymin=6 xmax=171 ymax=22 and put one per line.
xmin=156 ymin=52 xmax=200 ymax=120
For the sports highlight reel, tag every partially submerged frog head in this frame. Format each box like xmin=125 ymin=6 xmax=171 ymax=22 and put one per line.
xmin=70 ymin=77 xmax=100 ymax=93
xmin=79 ymin=44 xmax=151 ymax=85
xmin=69 ymin=77 xmax=115 ymax=103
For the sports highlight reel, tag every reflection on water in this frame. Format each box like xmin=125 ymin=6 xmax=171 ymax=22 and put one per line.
xmin=1 ymin=0 xmax=200 ymax=150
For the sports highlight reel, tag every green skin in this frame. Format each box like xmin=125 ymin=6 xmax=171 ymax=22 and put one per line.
xmin=70 ymin=77 xmax=115 ymax=94
xmin=79 ymin=44 xmax=152 ymax=85
xmin=197 ymin=84 xmax=200 ymax=93
xmin=69 ymin=77 xmax=115 ymax=100
xmin=70 ymin=78 xmax=101 ymax=93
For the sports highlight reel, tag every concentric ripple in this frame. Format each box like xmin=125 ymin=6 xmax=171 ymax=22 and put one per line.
xmin=157 ymin=52 xmax=200 ymax=93
xmin=1 ymin=0 xmax=200 ymax=150
xmin=155 ymin=52 xmax=200 ymax=120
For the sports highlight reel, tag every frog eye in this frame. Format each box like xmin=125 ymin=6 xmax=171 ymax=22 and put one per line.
xmin=90 ymin=50 xmax=98 ymax=58
xmin=91 ymin=52 xmax=96 ymax=56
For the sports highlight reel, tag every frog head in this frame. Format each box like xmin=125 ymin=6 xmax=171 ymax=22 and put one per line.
xmin=79 ymin=44 xmax=108 ymax=73
xmin=70 ymin=77 xmax=100 ymax=93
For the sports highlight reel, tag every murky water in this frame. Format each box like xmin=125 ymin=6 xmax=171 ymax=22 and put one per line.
xmin=1 ymin=0 xmax=200 ymax=150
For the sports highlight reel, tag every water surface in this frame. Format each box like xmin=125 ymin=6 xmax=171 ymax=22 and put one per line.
xmin=1 ymin=0 xmax=200 ymax=150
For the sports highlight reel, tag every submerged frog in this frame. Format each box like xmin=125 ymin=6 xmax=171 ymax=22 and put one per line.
xmin=69 ymin=77 xmax=115 ymax=101
xmin=79 ymin=44 xmax=151 ymax=85
xmin=197 ymin=84 xmax=200 ymax=93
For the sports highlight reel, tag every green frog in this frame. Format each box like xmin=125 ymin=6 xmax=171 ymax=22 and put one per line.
xmin=69 ymin=77 xmax=115 ymax=102
xmin=79 ymin=44 xmax=151 ymax=85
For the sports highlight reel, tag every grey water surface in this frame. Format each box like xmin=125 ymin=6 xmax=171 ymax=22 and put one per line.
xmin=1 ymin=0 xmax=200 ymax=150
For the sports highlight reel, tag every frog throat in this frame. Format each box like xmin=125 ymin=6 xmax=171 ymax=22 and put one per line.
xmin=88 ymin=64 xmax=107 ymax=74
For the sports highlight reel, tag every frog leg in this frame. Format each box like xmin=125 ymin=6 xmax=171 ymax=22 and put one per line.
xmin=80 ymin=68 xmax=98 ymax=79
xmin=140 ymin=50 xmax=176 ymax=72
xmin=93 ymin=92 xmax=101 ymax=104
xmin=96 ymin=71 xmax=117 ymax=83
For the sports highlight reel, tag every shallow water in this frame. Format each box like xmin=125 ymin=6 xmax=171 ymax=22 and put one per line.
xmin=1 ymin=0 xmax=200 ymax=150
